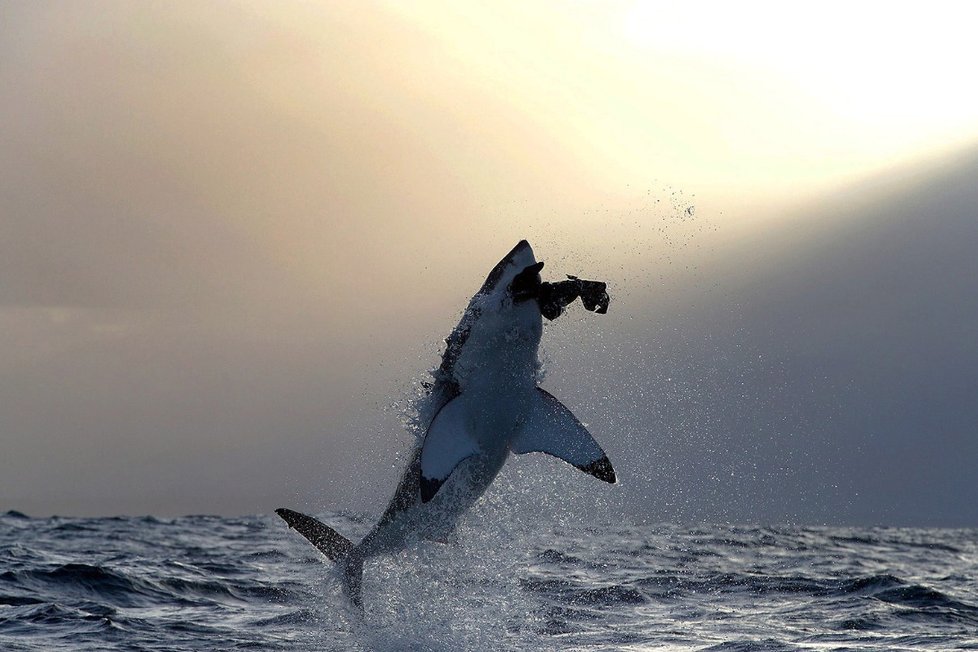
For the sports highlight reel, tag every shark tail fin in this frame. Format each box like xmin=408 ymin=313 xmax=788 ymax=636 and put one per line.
xmin=276 ymin=508 xmax=366 ymax=610
xmin=275 ymin=508 xmax=355 ymax=562
xmin=341 ymin=552 xmax=365 ymax=609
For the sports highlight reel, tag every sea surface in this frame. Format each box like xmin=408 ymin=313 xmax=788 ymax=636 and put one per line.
xmin=2 ymin=508 xmax=977 ymax=651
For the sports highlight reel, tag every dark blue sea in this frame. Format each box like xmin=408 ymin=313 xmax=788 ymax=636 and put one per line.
xmin=2 ymin=507 xmax=977 ymax=651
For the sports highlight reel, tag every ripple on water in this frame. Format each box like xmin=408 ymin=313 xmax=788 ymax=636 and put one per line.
xmin=0 ymin=515 xmax=976 ymax=651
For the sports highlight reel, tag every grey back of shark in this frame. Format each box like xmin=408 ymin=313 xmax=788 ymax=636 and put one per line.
xmin=276 ymin=240 xmax=615 ymax=608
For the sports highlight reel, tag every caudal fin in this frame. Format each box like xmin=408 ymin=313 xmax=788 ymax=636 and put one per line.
xmin=276 ymin=508 xmax=366 ymax=609
xmin=341 ymin=553 xmax=365 ymax=609
xmin=275 ymin=508 xmax=355 ymax=561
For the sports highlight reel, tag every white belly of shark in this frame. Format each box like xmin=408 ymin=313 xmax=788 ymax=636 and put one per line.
xmin=277 ymin=240 xmax=616 ymax=608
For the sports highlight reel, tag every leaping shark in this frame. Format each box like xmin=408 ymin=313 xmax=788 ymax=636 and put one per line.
xmin=276 ymin=240 xmax=616 ymax=607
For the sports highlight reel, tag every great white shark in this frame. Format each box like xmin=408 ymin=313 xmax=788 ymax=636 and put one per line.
xmin=276 ymin=240 xmax=616 ymax=607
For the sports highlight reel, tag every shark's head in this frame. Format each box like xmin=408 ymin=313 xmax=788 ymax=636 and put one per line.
xmin=436 ymin=241 xmax=543 ymax=386
xmin=476 ymin=240 xmax=544 ymax=306
xmin=476 ymin=240 xmax=610 ymax=320
xmin=436 ymin=240 xmax=608 ymax=391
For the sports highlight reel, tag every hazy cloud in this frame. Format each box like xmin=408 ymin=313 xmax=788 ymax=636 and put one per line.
xmin=2 ymin=3 xmax=976 ymax=526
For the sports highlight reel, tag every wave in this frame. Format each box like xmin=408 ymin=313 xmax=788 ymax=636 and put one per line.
xmin=2 ymin=515 xmax=976 ymax=650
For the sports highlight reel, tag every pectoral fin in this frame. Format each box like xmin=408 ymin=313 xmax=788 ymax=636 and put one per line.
xmin=511 ymin=388 xmax=616 ymax=483
xmin=419 ymin=395 xmax=479 ymax=502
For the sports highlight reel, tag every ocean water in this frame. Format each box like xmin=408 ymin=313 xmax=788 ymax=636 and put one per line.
xmin=2 ymin=508 xmax=977 ymax=651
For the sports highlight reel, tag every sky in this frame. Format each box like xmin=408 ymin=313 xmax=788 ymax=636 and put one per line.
xmin=1 ymin=1 xmax=977 ymax=525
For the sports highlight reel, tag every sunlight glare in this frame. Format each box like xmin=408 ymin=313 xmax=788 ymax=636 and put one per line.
xmin=622 ymin=0 xmax=978 ymax=148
